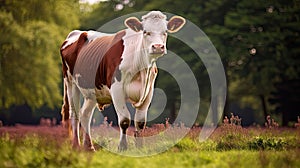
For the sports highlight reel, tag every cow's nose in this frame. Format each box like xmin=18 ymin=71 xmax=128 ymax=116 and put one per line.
xmin=152 ymin=44 xmax=164 ymax=50
xmin=152 ymin=44 xmax=165 ymax=54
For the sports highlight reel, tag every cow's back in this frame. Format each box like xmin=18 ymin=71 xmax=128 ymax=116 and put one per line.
xmin=72 ymin=30 xmax=126 ymax=89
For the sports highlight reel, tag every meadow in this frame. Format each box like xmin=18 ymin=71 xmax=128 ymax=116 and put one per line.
xmin=0 ymin=122 xmax=299 ymax=168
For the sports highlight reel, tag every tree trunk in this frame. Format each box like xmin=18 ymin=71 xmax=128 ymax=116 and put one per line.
xmin=222 ymin=64 xmax=230 ymax=119
xmin=259 ymin=94 xmax=268 ymax=121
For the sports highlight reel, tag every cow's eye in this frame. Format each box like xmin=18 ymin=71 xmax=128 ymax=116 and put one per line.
xmin=143 ymin=31 xmax=151 ymax=36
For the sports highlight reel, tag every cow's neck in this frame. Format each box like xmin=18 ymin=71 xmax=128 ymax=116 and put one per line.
xmin=120 ymin=29 xmax=158 ymax=107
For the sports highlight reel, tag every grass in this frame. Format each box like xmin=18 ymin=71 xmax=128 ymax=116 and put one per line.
xmin=0 ymin=124 xmax=300 ymax=168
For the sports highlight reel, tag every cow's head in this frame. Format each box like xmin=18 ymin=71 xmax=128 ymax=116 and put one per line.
xmin=125 ymin=11 xmax=185 ymax=59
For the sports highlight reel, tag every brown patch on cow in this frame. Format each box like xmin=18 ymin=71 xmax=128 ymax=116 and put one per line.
xmin=70 ymin=30 xmax=126 ymax=89
xmin=60 ymin=32 xmax=88 ymax=77
xmin=95 ymin=30 xmax=126 ymax=89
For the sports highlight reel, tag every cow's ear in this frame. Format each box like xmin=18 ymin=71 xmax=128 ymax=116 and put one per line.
xmin=167 ymin=16 xmax=186 ymax=33
xmin=125 ymin=17 xmax=143 ymax=32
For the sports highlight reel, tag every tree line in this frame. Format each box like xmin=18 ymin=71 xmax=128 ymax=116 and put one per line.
xmin=0 ymin=0 xmax=299 ymax=126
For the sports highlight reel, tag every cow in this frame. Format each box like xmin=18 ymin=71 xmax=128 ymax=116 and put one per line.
xmin=60 ymin=11 xmax=185 ymax=151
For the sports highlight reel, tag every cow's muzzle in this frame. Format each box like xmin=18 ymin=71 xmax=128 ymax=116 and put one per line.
xmin=151 ymin=44 xmax=165 ymax=54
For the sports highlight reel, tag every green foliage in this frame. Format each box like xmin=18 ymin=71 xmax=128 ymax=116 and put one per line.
xmin=0 ymin=134 xmax=90 ymax=168
xmin=173 ymin=137 xmax=199 ymax=151
xmin=248 ymin=136 xmax=287 ymax=150
xmin=1 ymin=128 xmax=300 ymax=168
xmin=216 ymin=134 xmax=248 ymax=151
xmin=223 ymin=0 xmax=300 ymax=122
xmin=0 ymin=0 xmax=80 ymax=109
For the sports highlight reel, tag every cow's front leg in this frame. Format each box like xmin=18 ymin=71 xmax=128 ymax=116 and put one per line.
xmin=118 ymin=115 xmax=131 ymax=151
xmin=134 ymin=109 xmax=147 ymax=148
xmin=134 ymin=74 xmax=155 ymax=148
xmin=81 ymin=98 xmax=96 ymax=151
xmin=111 ymin=81 xmax=131 ymax=151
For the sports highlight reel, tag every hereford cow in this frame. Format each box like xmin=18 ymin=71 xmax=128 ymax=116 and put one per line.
xmin=60 ymin=11 xmax=185 ymax=151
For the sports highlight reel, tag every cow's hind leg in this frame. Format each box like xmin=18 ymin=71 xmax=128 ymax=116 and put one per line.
xmin=61 ymin=81 xmax=70 ymax=129
xmin=80 ymin=98 xmax=96 ymax=151
xmin=61 ymin=80 xmax=72 ymax=139
xmin=65 ymin=78 xmax=81 ymax=148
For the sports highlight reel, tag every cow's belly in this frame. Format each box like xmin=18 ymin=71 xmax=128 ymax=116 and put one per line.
xmin=125 ymin=79 xmax=142 ymax=104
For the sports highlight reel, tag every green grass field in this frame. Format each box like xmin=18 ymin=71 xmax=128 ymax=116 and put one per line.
xmin=0 ymin=125 xmax=299 ymax=168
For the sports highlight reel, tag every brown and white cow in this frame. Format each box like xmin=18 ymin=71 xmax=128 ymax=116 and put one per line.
xmin=60 ymin=11 xmax=185 ymax=151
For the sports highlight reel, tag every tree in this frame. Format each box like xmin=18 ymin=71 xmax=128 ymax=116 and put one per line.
xmin=267 ymin=0 xmax=300 ymax=125
xmin=222 ymin=0 xmax=300 ymax=125
xmin=0 ymin=0 xmax=80 ymax=110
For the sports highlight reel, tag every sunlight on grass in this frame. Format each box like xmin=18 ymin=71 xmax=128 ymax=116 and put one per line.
xmin=0 ymin=125 xmax=300 ymax=167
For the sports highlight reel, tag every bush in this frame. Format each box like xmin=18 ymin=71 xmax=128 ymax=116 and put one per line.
xmin=248 ymin=136 xmax=287 ymax=150
xmin=216 ymin=133 xmax=248 ymax=151
xmin=0 ymin=134 xmax=90 ymax=168
xmin=173 ymin=138 xmax=199 ymax=151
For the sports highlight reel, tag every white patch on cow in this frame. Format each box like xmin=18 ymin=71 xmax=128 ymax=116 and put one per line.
xmin=61 ymin=30 xmax=83 ymax=50
xmin=61 ymin=30 xmax=111 ymax=50
xmin=142 ymin=11 xmax=168 ymax=33
xmin=79 ymin=87 xmax=97 ymax=100
xmin=87 ymin=31 xmax=113 ymax=43
xmin=142 ymin=11 xmax=168 ymax=56
xmin=72 ymin=73 xmax=96 ymax=100
xmin=74 ymin=73 xmax=81 ymax=81
xmin=120 ymin=29 xmax=149 ymax=75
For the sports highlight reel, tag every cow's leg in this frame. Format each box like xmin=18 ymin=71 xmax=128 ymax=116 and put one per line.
xmin=65 ymin=78 xmax=81 ymax=148
xmin=80 ymin=98 xmax=96 ymax=151
xmin=61 ymin=81 xmax=70 ymax=129
xmin=111 ymin=81 xmax=131 ymax=151
xmin=134 ymin=109 xmax=147 ymax=148
xmin=134 ymin=79 xmax=155 ymax=148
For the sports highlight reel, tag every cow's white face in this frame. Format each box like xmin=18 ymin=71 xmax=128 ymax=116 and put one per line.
xmin=125 ymin=11 xmax=185 ymax=60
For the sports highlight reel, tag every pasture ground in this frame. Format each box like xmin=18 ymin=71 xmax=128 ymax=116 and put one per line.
xmin=0 ymin=124 xmax=299 ymax=168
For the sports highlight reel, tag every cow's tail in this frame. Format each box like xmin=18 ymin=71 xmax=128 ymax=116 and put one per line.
xmin=61 ymin=79 xmax=72 ymax=137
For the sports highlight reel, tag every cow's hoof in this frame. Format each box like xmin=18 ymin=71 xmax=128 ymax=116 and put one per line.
xmin=134 ymin=131 xmax=144 ymax=148
xmin=85 ymin=146 xmax=96 ymax=152
xmin=118 ymin=144 xmax=128 ymax=151
xmin=83 ymin=142 xmax=96 ymax=152
xmin=135 ymin=139 xmax=144 ymax=148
